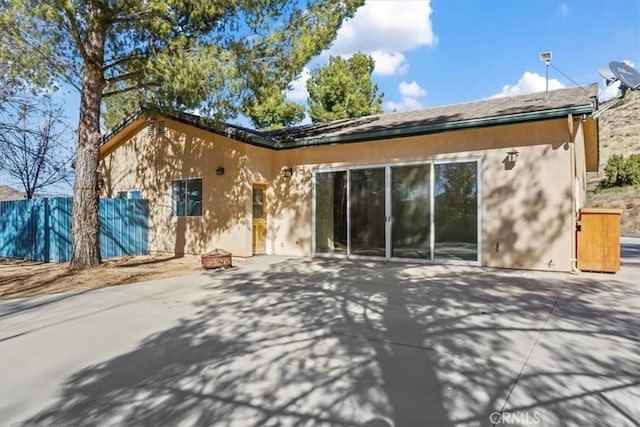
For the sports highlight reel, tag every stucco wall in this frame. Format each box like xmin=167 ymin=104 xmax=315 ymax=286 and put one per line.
xmin=100 ymin=119 xmax=273 ymax=257
xmin=101 ymin=116 xmax=584 ymax=271
xmin=270 ymin=118 xmax=577 ymax=271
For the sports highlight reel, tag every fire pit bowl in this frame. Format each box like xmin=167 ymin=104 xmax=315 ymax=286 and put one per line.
xmin=201 ymin=249 xmax=232 ymax=269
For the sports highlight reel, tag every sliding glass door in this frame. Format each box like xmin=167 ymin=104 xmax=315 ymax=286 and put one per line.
xmin=391 ymin=164 xmax=431 ymax=260
xmin=314 ymin=160 xmax=479 ymax=263
xmin=315 ymin=171 xmax=347 ymax=254
xmin=350 ymin=168 xmax=386 ymax=257
xmin=434 ymin=162 xmax=478 ymax=261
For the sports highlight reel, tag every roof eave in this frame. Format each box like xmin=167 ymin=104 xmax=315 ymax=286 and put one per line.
xmin=101 ymin=103 xmax=595 ymax=152
xmin=278 ymin=104 xmax=595 ymax=149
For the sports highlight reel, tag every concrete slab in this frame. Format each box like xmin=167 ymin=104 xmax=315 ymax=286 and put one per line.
xmin=496 ymin=268 xmax=640 ymax=426
xmin=1 ymin=257 xmax=638 ymax=427
xmin=621 ymin=236 xmax=640 ymax=264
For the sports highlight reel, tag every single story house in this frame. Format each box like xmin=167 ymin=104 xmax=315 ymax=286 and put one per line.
xmin=99 ymin=85 xmax=599 ymax=272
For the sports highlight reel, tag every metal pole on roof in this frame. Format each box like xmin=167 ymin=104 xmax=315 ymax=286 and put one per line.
xmin=545 ymin=61 xmax=549 ymax=100
xmin=540 ymin=51 xmax=552 ymax=101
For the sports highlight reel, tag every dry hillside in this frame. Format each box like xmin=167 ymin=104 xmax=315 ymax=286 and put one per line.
xmin=586 ymin=89 xmax=640 ymax=235
xmin=0 ymin=184 xmax=25 ymax=201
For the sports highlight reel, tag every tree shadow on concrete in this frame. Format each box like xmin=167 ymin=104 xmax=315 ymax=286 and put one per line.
xmin=23 ymin=258 xmax=640 ymax=426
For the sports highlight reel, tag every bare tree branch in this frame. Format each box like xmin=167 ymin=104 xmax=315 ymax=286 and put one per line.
xmin=0 ymin=91 xmax=74 ymax=198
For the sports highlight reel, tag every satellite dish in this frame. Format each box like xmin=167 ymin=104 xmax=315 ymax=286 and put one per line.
xmin=609 ymin=61 xmax=640 ymax=90
xmin=598 ymin=67 xmax=617 ymax=85
xmin=592 ymin=61 xmax=639 ymax=119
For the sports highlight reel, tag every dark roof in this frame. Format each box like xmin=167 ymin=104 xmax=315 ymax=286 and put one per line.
xmin=103 ymin=85 xmax=597 ymax=150
xmin=264 ymin=84 xmax=598 ymax=144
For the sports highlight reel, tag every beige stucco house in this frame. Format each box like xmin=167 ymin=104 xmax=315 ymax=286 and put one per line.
xmin=99 ymin=85 xmax=599 ymax=272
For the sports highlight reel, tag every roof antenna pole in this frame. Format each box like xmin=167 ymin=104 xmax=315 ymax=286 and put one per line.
xmin=540 ymin=51 xmax=552 ymax=101
xmin=545 ymin=60 xmax=549 ymax=100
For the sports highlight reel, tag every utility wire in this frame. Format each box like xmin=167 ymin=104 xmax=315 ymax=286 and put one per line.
xmin=549 ymin=63 xmax=593 ymax=95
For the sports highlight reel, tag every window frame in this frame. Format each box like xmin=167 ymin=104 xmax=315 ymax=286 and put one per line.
xmin=312 ymin=157 xmax=482 ymax=266
xmin=171 ymin=178 xmax=203 ymax=217
xmin=116 ymin=189 xmax=142 ymax=200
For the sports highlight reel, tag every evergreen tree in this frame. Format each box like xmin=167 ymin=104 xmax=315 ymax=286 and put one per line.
xmin=1 ymin=0 xmax=364 ymax=268
xmin=246 ymin=88 xmax=305 ymax=130
xmin=307 ymin=52 xmax=383 ymax=123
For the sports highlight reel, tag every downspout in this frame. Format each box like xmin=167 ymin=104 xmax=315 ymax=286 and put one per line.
xmin=567 ymin=114 xmax=578 ymax=272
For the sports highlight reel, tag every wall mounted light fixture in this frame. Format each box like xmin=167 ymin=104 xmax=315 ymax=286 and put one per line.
xmin=507 ymin=149 xmax=520 ymax=163
xmin=282 ymin=167 xmax=293 ymax=178
xmin=216 ymin=166 xmax=225 ymax=176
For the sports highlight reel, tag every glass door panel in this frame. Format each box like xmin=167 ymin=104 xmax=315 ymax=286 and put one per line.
xmin=391 ymin=164 xmax=431 ymax=259
xmin=315 ymin=171 xmax=348 ymax=254
xmin=434 ymin=162 xmax=478 ymax=261
xmin=350 ymin=168 xmax=386 ymax=257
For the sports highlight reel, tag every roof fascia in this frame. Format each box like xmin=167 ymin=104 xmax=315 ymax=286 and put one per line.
xmin=101 ymin=103 xmax=595 ymax=152
xmin=280 ymin=105 xmax=595 ymax=149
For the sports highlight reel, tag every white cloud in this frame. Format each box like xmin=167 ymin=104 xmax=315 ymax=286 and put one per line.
xmin=399 ymin=80 xmax=426 ymax=97
xmin=327 ymin=0 xmax=436 ymax=76
xmin=371 ymin=51 xmax=409 ymax=76
xmin=386 ymin=80 xmax=427 ymax=112
xmin=386 ymin=98 xmax=423 ymax=112
xmin=371 ymin=51 xmax=408 ymax=75
xmin=286 ymin=67 xmax=311 ymax=102
xmin=558 ymin=3 xmax=569 ymax=16
xmin=599 ymin=80 xmax=621 ymax=102
xmin=330 ymin=0 xmax=436 ymax=54
xmin=492 ymin=71 xmax=565 ymax=98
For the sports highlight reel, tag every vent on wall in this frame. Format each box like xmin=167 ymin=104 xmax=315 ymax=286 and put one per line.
xmin=146 ymin=120 xmax=166 ymax=137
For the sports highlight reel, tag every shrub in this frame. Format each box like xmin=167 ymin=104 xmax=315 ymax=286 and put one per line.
xmin=601 ymin=154 xmax=640 ymax=188
xmin=628 ymin=154 xmax=640 ymax=185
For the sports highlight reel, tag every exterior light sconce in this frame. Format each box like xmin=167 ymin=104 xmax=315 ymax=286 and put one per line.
xmin=216 ymin=166 xmax=225 ymax=176
xmin=282 ymin=167 xmax=293 ymax=178
xmin=507 ymin=149 xmax=520 ymax=163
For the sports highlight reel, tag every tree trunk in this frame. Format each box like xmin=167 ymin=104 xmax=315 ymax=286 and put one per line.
xmin=70 ymin=22 xmax=105 ymax=270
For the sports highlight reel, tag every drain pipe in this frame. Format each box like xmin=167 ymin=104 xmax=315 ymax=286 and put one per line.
xmin=568 ymin=114 xmax=579 ymax=272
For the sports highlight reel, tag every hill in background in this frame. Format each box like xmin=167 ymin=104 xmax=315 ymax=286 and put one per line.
xmin=0 ymin=185 xmax=25 ymax=201
xmin=587 ymin=89 xmax=640 ymax=236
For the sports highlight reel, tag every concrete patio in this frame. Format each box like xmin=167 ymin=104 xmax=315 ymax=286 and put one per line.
xmin=1 ymin=253 xmax=639 ymax=426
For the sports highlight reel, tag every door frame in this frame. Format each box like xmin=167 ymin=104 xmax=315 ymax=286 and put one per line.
xmin=312 ymin=158 xmax=483 ymax=266
xmin=252 ymin=183 xmax=268 ymax=255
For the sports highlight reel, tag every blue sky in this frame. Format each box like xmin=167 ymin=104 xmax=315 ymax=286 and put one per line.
xmin=285 ymin=0 xmax=640 ymax=116
xmin=42 ymin=0 xmax=640 ymax=128
xmin=3 ymin=0 xmax=639 ymax=193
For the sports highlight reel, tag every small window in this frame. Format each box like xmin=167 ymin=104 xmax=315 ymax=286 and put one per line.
xmin=253 ymin=188 xmax=264 ymax=219
xmin=117 ymin=190 xmax=142 ymax=200
xmin=172 ymin=178 xmax=202 ymax=217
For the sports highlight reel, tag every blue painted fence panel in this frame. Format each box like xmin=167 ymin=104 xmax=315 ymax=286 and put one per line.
xmin=0 ymin=198 xmax=148 ymax=262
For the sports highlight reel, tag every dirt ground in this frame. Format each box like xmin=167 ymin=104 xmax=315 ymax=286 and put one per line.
xmin=586 ymin=185 xmax=640 ymax=236
xmin=0 ymin=254 xmax=237 ymax=300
